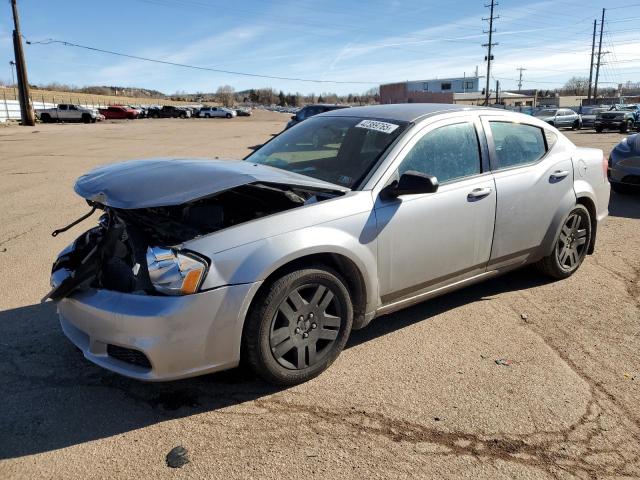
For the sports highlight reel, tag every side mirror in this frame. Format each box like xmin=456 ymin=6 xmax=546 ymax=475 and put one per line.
xmin=384 ymin=171 xmax=439 ymax=198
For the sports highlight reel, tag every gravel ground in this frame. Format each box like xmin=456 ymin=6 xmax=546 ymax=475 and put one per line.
xmin=0 ymin=113 xmax=638 ymax=479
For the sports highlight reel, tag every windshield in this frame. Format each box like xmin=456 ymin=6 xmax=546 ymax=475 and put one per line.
xmin=535 ymin=109 xmax=557 ymax=117
xmin=246 ymin=116 xmax=408 ymax=188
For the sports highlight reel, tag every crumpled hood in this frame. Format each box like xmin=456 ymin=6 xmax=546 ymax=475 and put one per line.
xmin=74 ymin=158 xmax=349 ymax=209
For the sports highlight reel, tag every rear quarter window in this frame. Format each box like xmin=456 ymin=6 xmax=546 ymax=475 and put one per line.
xmin=489 ymin=122 xmax=547 ymax=169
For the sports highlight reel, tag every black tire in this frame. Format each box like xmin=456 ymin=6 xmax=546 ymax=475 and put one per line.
xmin=620 ymin=120 xmax=632 ymax=133
xmin=82 ymin=114 xmax=91 ymax=124
xmin=243 ymin=267 xmax=353 ymax=386
xmin=40 ymin=113 xmax=51 ymax=123
xmin=595 ymin=126 xmax=603 ymax=133
xmin=572 ymin=120 xmax=581 ymax=130
xmin=226 ymin=113 xmax=232 ymax=119
xmin=205 ymin=114 xmax=210 ymax=118
xmin=536 ymin=205 xmax=591 ymax=279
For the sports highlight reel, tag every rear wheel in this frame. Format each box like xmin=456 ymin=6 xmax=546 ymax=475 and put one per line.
xmin=536 ymin=205 xmax=591 ymax=279
xmin=620 ymin=119 xmax=632 ymax=133
xmin=243 ymin=267 xmax=353 ymax=385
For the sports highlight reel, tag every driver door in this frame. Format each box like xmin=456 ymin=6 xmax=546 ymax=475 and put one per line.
xmin=374 ymin=118 xmax=496 ymax=304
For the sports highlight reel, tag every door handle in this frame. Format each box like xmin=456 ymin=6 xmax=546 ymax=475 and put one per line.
xmin=550 ymin=170 xmax=570 ymax=180
xmin=467 ymin=187 xmax=492 ymax=200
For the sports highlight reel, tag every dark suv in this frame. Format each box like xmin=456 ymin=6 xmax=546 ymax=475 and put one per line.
xmin=595 ymin=105 xmax=640 ymax=133
xmin=148 ymin=106 xmax=191 ymax=119
xmin=285 ymin=104 xmax=349 ymax=129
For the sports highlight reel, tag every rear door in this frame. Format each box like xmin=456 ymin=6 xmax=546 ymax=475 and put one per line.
xmin=57 ymin=104 xmax=69 ymax=120
xmin=481 ymin=116 xmax=575 ymax=268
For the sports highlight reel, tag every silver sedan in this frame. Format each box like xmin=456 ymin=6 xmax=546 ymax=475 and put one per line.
xmin=45 ymin=104 xmax=610 ymax=385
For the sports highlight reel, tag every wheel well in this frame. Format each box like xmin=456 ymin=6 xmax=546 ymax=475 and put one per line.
xmin=248 ymin=253 xmax=368 ymax=330
xmin=576 ymin=196 xmax=597 ymax=254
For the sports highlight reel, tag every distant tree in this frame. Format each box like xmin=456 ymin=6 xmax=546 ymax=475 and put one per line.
xmin=278 ymin=90 xmax=286 ymax=106
xmin=561 ymin=77 xmax=589 ymax=95
xmin=216 ymin=85 xmax=235 ymax=107
xmin=317 ymin=94 xmax=324 ymax=103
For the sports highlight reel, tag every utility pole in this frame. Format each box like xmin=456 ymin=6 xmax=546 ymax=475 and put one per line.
xmin=10 ymin=0 xmax=35 ymax=126
xmin=482 ymin=0 xmax=498 ymax=106
xmin=495 ymin=79 xmax=499 ymax=105
xmin=593 ymin=8 xmax=606 ymax=102
xmin=517 ymin=67 xmax=526 ymax=92
xmin=587 ymin=19 xmax=597 ymax=102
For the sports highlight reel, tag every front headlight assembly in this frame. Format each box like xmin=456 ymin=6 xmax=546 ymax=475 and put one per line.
xmin=146 ymin=247 xmax=208 ymax=295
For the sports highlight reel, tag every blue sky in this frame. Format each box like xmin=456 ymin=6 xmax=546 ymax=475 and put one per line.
xmin=1 ymin=0 xmax=639 ymax=95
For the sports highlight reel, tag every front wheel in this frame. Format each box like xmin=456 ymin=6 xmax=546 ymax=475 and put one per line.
xmin=243 ymin=267 xmax=353 ymax=385
xmin=572 ymin=120 xmax=581 ymax=130
xmin=82 ymin=114 xmax=91 ymax=124
xmin=595 ymin=126 xmax=603 ymax=133
xmin=226 ymin=113 xmax=232 ymax=119
xmin=536 ymin=205 xmax=591 ymax=279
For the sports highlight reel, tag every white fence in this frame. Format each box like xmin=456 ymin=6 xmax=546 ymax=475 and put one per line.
xmin=0 ymin=97 xmax=110 ymax=123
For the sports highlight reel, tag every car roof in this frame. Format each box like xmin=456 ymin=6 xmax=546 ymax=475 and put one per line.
xmin=315 ymin=103 xmax=484 ymax=122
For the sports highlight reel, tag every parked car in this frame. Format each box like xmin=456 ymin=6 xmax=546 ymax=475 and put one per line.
xmin=579 ymin=106 xmax=608 ymax=128
xmin=533 ymin=108 xmax=582 ymax=130
xmin=199 ymin=106 xmax=237 ymax=118
xmin=36 ymin=104 xmax=100 ymax=124
xmin=45 ymin=104 xmax=609 ymax=386
xmin=608 ymin=133 xmax=640 ymax=193
xmin=235 ymin=107 xmax=252 ymax=117
xmin=128 ymin=105 xmax=147 ymax=118
xmin=286 ymin=104 xmax=349 ymax=129
xmin=595 ymin=105 xmax=640 ymax=133
xmin=99 ymin=105 xmax=139 ymax=120
xmin=148 ymin=105 xmax=191 ymax=118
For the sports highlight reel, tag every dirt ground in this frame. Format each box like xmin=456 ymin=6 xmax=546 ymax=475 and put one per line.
xmin=0 ymin=111 xmax=639 ymax=479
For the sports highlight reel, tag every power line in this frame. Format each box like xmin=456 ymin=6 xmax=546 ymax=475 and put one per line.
xmin=26 ymin=39 xmax=377 ymax=85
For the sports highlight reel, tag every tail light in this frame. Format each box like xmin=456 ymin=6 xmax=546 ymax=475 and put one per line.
xmin=603 ymin=155 xmax=609 ymax=181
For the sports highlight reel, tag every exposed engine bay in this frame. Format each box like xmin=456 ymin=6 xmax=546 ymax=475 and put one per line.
xmin=44 ymin=182 xmax=340 ymax=301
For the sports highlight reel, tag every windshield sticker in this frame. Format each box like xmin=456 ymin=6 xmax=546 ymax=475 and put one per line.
xmin=355 ymin=120 xmax=399 ymax=134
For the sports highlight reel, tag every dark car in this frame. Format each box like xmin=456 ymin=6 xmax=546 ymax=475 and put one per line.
xmin=148 ymin=105 xmax=191 ymax=119
xmin=285 ymin=104 xmax=349 ymax=129
xmin=608 ymin=133 xmax=640 ymax=193
xmin=595 ymin=105 xmax=640 ymax=133
xmin=578 ymin=106 xmax=608 ymax=128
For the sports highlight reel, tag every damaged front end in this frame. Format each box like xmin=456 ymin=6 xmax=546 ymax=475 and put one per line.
xmin=44 ymin=165 xmax=345 ymax=303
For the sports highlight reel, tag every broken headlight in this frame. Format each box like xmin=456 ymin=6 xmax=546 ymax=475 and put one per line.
xmin=146 ymin=247 xmax=208 ymax=295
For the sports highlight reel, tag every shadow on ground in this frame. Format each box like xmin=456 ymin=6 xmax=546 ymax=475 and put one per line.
xmin=0 ymin=267 xmax=552 ymax=460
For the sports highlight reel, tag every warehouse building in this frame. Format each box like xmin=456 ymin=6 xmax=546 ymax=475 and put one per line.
xmin=380 ymin=76 xmax=480 ymax=104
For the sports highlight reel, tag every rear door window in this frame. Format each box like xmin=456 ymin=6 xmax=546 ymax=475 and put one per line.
xmin=489 ymin=122 xmax=547 ymax=169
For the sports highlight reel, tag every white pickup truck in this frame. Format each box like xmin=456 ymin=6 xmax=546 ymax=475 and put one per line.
xmin=36 ymin=104 xmax=101 ymax=123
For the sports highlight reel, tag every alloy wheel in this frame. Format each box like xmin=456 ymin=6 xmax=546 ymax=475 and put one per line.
xmin=269 ymin=283 xmax=342 ymax=370
xmin=556 ymin=211 xmax=588 ymax=270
